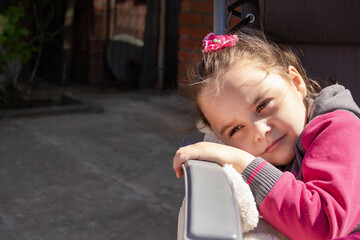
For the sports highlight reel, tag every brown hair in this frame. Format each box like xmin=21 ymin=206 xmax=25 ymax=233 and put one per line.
xmin=184 ymin=28 xmax=321 ymax=126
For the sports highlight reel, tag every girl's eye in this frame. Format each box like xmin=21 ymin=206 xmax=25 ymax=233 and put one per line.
xmin=256 ymin=98 xmax=272 ymax=113
xmin=229 ymin=125 xmax=242 ymax=137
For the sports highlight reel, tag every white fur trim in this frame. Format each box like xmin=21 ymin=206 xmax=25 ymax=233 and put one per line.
xmin=223 ymin=164 xmax=259 ymax=233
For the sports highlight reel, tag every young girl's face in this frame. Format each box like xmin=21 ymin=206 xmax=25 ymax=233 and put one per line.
xmin=198 ymin=63 xmax=307 ymax=166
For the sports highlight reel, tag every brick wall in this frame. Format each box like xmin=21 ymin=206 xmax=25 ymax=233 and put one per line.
xmin=177 ymin=0 xmax=240 ymax=94
xmin=177 ymin=0 xmax=213 ymax=94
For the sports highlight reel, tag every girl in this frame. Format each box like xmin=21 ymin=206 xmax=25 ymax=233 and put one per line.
xmin=173 ymin=30 xmax=360 ymax=239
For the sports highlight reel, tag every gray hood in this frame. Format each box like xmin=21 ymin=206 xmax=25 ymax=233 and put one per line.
xmin=290 ymin=84 xmax=360 ymax=178
xmin=307 ymin=84 xmax=360 ymax=121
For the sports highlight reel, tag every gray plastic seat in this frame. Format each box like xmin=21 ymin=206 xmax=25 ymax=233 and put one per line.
xmin=181 ymin=160 xmax=242 ymax=240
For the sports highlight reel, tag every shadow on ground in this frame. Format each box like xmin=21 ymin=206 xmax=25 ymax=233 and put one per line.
xmin=0 ymin=90 xmax=203 ymax=240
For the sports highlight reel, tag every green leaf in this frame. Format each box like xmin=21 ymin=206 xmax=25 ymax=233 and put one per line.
xmin=5 ymin=25 xmax=15 ymax=35
xmin=20 ymin=28 xmax=28 ymax=36
xmin=0 ymin=14 xmax=6 ymax=35
xmin=0 ymin=5 xmax=35 ymax=72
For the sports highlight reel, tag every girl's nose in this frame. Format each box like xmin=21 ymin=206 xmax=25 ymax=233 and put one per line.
xmin=252 ymin=120 xmax=271 ymax=142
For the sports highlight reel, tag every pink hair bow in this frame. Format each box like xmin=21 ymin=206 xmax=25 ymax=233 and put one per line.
xmin=202 ymin=33 xmax=239 ymax=53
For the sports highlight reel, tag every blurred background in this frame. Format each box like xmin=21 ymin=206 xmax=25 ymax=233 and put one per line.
xmin=0 ymin=0 xmax=219 ymax=239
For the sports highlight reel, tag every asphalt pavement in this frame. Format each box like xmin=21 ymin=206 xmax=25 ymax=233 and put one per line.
xmin=0 ymin=89 xmax=203 ymax=240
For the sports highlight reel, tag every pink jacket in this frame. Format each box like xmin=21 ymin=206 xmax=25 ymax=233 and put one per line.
xmin=243 ymin=102 xmax=360 ymax=239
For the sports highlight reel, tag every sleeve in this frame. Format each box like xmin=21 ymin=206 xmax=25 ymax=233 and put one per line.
xmin=242 ymin=110 xmax=360 ymax=239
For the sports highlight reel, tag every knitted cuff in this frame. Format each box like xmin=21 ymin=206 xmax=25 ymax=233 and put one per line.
xmin=242 ymin=157 xmax=283 ymax=208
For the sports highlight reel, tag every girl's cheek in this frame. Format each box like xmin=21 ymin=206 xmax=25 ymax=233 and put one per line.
xmin=227 ymin=136 xmax=252 ymax=153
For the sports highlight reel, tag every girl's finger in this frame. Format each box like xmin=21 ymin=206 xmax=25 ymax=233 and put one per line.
xmin=173 ymin=152 xmax=183 ymax=178
xmin=173 ymin=147 xmax=192 ymax=178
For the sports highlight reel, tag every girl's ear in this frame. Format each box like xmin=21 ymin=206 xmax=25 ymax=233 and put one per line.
xmin=288 ymin=66 xmax=307 ymax=98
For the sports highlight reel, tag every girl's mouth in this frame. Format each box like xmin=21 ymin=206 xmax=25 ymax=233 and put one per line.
xmin=263 ymin=135 xmax=286 ymax=153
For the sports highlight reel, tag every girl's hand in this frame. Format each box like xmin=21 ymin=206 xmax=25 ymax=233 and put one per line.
xmin=173 ymin=142 xmax=255 ymax=178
